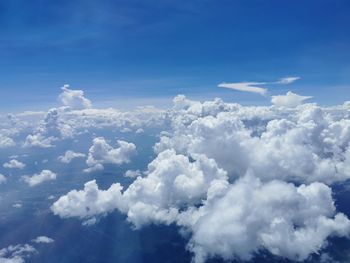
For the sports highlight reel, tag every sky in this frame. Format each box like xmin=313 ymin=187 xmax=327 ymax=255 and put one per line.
xmin=1 ymin=4 xmax=350 ymax=261
xmin=0 ymin=0 xmax=350 ymax=112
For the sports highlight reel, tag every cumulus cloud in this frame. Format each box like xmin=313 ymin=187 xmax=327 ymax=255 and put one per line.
xmin=85 ymin=137 xmax=136 ymax=171
xmin=271 ymin=91 xmax=312 ymax=107
xmin=187 ymin=175 xmax=350 ymax=262
xmin=58 ymin=150 xmax=86 ymax=163
xmin=51 ymin=180 xmax=124 ymax=224
xmin=22 ymin=170 xmax=57 ymax=187
xmin=124 ymin=169 xmax=142 ymax=178
xmin=0 ymin=135 xmax=15 ymax=148
xmin=3 ymin=159 xmax=26 ymax=169
xmin=58 ymin=84 xmax=92 ymax=110
xmin=51 ymin=94 xmax=350 ymax=262
xmin=218 ymin=82 xmax=267 ymax=95
xmin=32 ymin=236 xmax=54 ymax=244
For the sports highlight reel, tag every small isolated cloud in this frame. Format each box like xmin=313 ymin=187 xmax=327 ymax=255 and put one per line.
xmin=276 ymin=76 xmax=300 ymax=84
xmin=32 ymin=236 xmax=54 ymax=244
xmin=58 ymin=84 xmax=92 ymax=110
xmin=13 ymin=203 xmax=22 ymax=208
xmin=58 ymin=150 xmax=86 ymax=163
xmin=218 ymin=82 xmax=267 ymax=95
xmin=3 ymin=159 xmax=26 ymax=169
xmin=22 ymin=170 xmax=57 ymax=187
xmin=85 ymin=137 xmax=136 ymax=171
xmin=124 ymin=169 xmax=142 ymax=178
xmin=0 ymin=174 xmax=6 ymax=184
xmin=271 ymin=91 xmax=312 ymax=108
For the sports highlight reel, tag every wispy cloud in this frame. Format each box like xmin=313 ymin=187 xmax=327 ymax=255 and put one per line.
xmin=275 ymin=76 xmax=300 ymax=84
xmin=218 ymin=82 xmax=268 ymax=95
xmin=218 ymin=76 xmax=300 ymax=96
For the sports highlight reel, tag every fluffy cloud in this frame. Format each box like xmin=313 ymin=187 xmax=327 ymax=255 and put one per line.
xmin=58 ymin=84 xmax=92 ymax=110
xmin=51 ymin=180 xmax=124 ymax=224
xmin=3 ymin=159 xmax=26 ymax=169
xmin=0 ymin=135 xmax=15 ymax=148
xmin=58 ymin=150 xmax=86 ymax=163
xmin=32 ymin=236 xmax=54 ymax=244
xmin=85 ymin=137 xmax=136 ymax=171
xmin=186 ymin=175 xmax=350 ymax=262
xmin=271 ymin=91 xmax=312 ymax=107
xmin=51 ymin=95 xmax=350 ymax=262
xmin=124 ymin=169 xmax=142 ymax=178
xmin=22 ymin=170 xmax=57 ymax=187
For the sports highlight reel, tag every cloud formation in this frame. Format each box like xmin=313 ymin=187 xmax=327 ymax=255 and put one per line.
xmin=51 ymin=94 xmax=350 ymax=262
xmin=0 ymin=244 xmax=36 ymax=263
xmin=22 ymin=170 xmax=57 ymax=187
xmin=32 ymin=236 xmax=54 ymax=244
xmin=58 ymin=150 xmax=86 ymax=163
xmin=218 ymin=76 xmax=300 ymax=96
xmin=58 ymin=84 xmax=92 ymax=110
xmin=271 ymin=91 xmax=312 ymax=107
xmin=276 ymin=76 xmax=300 ymax=84
xmin=3 ymin=159 xmax=26 ymax=169
xmin=218 ymin=82 xmax=267 ymax=95
xmin=85 ymin=137 xmax=136 ymax=172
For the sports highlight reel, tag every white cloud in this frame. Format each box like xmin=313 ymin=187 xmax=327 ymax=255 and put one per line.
xmin=51 ymin=180 xmax=124 ymax=224
xmin=276 ymin=76 xmax=300 ymax=84
xmin=0 ymin=174 xmax=7 ymax=184
xmin=22 ymin=170 xmax=57 ymax=187
xmin=124 ymin=169 xmax=142 ymax=178
xmin=218 ymin=82 xmax=267 ymax=95
xmin=58 ymin=84 xmax=92 ymax=110
xmin=187 ymin=175 xmax=350 ymax=263
xmin=32 ymin=236 xmax=54 ymax=244
xmin=83 ymin=164 xmax=104 ymax=173
xmin=271 ymin=91 xmax=312 ymax=107
xmin=0 ymin=244 xmax=36 ymax=263
xmin=23 ymin=134 xmax=54 ymax=148
xmin=3 ymin=159 xmax=26 ymax=169
xmin=218 ymin=76 xmax=300 ymax=96
xmin=2 ymin=87 xmax=350 ymax=262
xmin=85 ymin=137 xmax=136 ymax=170
xmin=58 ymin=150 xmax=86 ymax=163
xmin=0 ymin=135 xmax=15 ymax=148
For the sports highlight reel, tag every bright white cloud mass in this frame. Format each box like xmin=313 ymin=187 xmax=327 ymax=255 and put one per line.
xmin=1 ymin=85 xmax=350 ymax=262
xmin=58 ymin=84 xmax=92 ymax=110
xmin=22 ymin=170 xmax=57 ymax=187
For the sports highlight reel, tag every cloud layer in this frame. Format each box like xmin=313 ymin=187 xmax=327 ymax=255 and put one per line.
xmin=1 ymin=85 xmax=350 ymax=263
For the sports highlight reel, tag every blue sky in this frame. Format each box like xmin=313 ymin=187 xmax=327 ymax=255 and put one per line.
xmin=1 ymin=0 xmax=350 ymax=111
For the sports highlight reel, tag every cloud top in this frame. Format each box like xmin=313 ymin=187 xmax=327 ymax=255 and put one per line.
xmin=59 ymin=84 xmax=92 ymax=110
xmin=271 ymin=91 xmax=312 ymax=107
